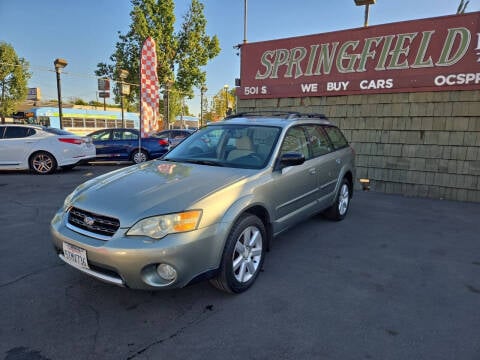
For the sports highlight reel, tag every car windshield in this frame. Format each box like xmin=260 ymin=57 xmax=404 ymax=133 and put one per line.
xmin=163 ymin=124 xmax=281 ymax=169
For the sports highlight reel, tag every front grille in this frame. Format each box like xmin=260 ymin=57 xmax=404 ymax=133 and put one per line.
xmin=68 ymin=207 xmax=120 ymax=238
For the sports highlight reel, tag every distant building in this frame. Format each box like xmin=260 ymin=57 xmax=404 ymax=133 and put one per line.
xmin=171 ymin=115 xmax=199 ymax=130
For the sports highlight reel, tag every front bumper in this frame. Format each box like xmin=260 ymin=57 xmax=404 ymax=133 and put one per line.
xmin=50 ymin=209 xmax=228 ymax=290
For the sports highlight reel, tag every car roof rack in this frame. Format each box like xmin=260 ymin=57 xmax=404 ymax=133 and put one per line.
xmin=224 ymin=111 xmax=327 ymax=120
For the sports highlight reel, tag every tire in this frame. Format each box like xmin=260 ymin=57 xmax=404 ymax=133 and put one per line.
xmin=131 ymin=150 xmax=148 ymax=164
xmin=29 ymin=151 xmax=57 ymax=175
xmin=324 ymin=178 xmax=351 ymax=221
xmin=210 ymin=214 xmax=266 ymax=294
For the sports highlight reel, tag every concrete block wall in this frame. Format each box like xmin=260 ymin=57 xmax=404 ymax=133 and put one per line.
xmin=237 ymin=90 xmax=480 ymax=202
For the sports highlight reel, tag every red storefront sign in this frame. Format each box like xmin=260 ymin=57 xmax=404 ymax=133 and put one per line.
xmin=238 ymin=12 xmax=480 ymax=99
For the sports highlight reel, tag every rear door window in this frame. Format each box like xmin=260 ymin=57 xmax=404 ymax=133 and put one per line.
xmin=121 ymin=130 xmax=138 ymax=140
xmin=3 ymin=126 xmax=34 ymax=139
xmin=304 ymin=125 xmax=333 ymax=157
xmin=323 ymin=126 xmax=348 ymax=150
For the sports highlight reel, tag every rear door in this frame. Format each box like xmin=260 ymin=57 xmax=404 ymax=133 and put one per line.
xmin=115 ymin=129 xmax=138 ymax=160
xmin=303 ymin=124 xmax=339 ymax=206
xmin=323 ymin=125 xmax=351 ymax=186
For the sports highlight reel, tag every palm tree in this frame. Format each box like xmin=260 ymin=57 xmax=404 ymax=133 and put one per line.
xmin=457 ymin=0 xmax=469 ymax=14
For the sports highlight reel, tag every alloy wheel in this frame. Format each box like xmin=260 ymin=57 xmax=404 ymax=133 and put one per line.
xmin=338 ymin=183 xmax=350 ymax=216
xmin=133 ymin=151 xmax=147 ymax=163
xmin=232 ymin=225 xmax=263 ymax=283
xmin=32 ymin=153 xmax=54 ymax=174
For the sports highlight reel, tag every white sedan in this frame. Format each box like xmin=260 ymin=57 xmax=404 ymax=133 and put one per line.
xmin=0 ymin=124 xmax=96 ymax=174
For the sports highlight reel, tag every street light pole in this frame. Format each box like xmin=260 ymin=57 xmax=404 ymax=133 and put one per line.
xmin=224 ymin=84 xmax=229 ymax=117
xmin=243 ymin=0 xmax=248 ymax=44
xmin=118 ymin=69 xmax=129 ymax=128
xmin=181 ymin=96 xmax=185 ymax=129
xmin=54 ymin=58 xmax=68 ymax=129
xmin=164 ymin=79 xmax=174 ymax=130
xmin=354 ymin=0 xmax=375 ymax=27
xmin=200 ymin=85 xmax=207 ymax=127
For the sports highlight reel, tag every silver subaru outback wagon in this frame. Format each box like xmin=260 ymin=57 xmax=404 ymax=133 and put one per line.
xmin=51 ymin=112 xmax=356 ymax=293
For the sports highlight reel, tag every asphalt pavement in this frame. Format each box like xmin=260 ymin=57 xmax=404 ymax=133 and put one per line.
xmin=1 ymin=164 xmax=479 ymax=360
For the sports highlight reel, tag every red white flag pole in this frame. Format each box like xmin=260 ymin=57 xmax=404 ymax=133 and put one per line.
xmin=140 ymin=37 xmax=160 ymax=139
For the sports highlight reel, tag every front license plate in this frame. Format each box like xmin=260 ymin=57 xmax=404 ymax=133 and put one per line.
xmin=63 ymin=242 xmax=89 ymax=269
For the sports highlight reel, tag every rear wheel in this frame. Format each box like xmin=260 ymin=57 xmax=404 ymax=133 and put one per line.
xmin=210 ymin=214 xmax=266 ymax=293
xmin=131 ymin=150 xmax=148 ymax=164
xmin=324 ymin=178 xmax=351 ymax=221
xmin=29 ymin=151 xmax=57 ymax=175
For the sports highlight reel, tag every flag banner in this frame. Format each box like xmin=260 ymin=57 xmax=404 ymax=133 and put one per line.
xmin=140 ymin=36 xmax=160 ymax=137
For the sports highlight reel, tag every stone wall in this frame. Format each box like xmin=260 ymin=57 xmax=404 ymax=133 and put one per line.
xmin=237 ymin=90 xmax=480 ymax=202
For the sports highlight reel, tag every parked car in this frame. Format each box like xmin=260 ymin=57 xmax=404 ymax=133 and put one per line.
xmin=51 ymin=113 xmax=355 ymax=293
xmin=87 ymin=128 xmax=169 ymax=164
xmin=0 ymin=124 xmax=96 ymax=174
xmin=154 ymin=129 xmax=195 ymax=148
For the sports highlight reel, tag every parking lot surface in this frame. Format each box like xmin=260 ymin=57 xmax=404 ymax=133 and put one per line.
xmin=1 ymin=164 xmax=479 ymax=360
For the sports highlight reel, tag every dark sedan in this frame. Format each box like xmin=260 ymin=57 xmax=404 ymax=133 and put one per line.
xmin=87 ymin=128 xmax=169 ymax=164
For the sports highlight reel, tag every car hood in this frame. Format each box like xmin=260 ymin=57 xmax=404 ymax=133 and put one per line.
xmin=68 ymin=160 xmax=251 ymax=226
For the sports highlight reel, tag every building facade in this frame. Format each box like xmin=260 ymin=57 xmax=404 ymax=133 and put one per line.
xmin=236 ymin=12 xmax=480 ymax=202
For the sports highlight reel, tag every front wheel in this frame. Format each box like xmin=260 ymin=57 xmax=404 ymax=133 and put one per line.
xmin=324 ymin=178 xmax=351 ymax=221
xmin=29 ymin=151 xmax=57 ymax=175
xmin=210 ymin=214 xmax=266 ymax=294
xmin=131 ymin=150 xmax=148 ymax=164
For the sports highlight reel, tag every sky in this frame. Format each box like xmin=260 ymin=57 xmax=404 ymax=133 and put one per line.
xmin=1 ymin=0 xmax=479 ymax=115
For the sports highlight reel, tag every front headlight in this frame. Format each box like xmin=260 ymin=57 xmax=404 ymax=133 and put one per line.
xmin=126 ymin=210 xmax=202 ymax=239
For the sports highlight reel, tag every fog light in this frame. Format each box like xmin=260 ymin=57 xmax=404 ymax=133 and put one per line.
xmin=156 ymin=264 xmax=177 ymax=281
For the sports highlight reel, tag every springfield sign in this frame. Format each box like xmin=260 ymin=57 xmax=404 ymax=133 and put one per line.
xmin=238 ymin=12 xmax=480 ymax=99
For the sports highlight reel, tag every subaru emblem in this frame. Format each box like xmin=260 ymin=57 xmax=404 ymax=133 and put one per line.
xmin=84 ymin=216 xmax=95 ymax=226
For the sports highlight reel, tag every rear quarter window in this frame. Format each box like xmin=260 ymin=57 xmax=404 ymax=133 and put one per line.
xmin=3 ymin=126 xmax=36 ymax=139
xmin=323 ymin=126 xmax=348 ymax=150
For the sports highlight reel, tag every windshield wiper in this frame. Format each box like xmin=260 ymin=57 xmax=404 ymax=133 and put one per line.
xmin=182 ymin=159 xmax=224 ymax=167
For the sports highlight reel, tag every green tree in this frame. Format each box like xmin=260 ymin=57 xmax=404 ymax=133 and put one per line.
xmin=73 ymin=97 xmax=88 ymax=106
xmin=95 ymin=0 xmax=220 ymax=127
xmin=457 ymin=0 xmax=469 ymax=13
xmin=0 ymin=42 xmax=31 ymax=123
xmin=214 ymin=87 xmax=236 ymax=118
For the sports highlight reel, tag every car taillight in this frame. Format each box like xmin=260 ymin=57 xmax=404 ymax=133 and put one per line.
xmin=59 ymin=138 xmax=84 ymax=145
xmin=158 ymin=139 xmax=169 ymax=146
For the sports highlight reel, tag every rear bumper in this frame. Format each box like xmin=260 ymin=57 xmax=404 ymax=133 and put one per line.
xmin=59 ymin=154 xmax=97 ymax=166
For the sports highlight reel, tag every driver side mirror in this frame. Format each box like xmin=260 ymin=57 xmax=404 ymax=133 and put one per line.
xmin=276 ymin=152 xmax=305 ymax=170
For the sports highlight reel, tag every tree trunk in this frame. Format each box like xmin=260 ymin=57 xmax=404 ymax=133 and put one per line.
xmin=1 ymin=82 xmax=5 ymax=124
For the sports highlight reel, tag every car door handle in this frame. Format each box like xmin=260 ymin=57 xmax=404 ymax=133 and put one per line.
xmin=336 ymin=158 xmax=341 ymax=164
xmin=309 ymin=168 xmax=316 ymax=175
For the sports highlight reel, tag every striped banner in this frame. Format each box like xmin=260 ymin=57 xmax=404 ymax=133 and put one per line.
xmin=140 ymin=36 xmax=160 ymax=137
